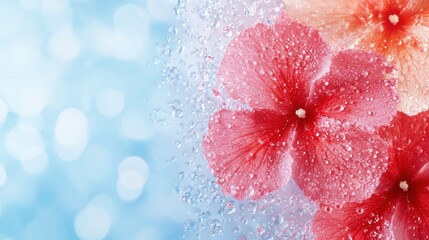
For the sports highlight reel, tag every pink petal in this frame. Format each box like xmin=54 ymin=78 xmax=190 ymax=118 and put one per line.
xmin=393 ymin=191 xmax=429 ymax=240
xmin=313 ymin=194 xmax=396 ymax=240
xmin=218 ymin=22 xmax=330 ymax=113
xmin=277 ymin=10 xmax=290 ymax=23
xmin=311 ymin=49 xmax=397 ymax=128
xmin=202 ymin=109 xmax=295 ymax=200
xmin=291 ymin=123 xmax=389 ymax=205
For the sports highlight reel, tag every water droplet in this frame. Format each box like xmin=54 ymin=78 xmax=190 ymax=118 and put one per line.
xmin=248 ymin=203 xmax=257 ymax=214
xmin=224 ymin=201 xmax=236 ymax=214
xmin=324 ymin=206 xmax=333 ymax=213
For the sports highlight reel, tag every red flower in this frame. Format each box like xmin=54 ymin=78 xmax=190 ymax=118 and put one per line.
xmin=313 ymin=111 xmax=429 ymax=239
xmin=284 ymin=0 xmax=429 ymax=115
xmin=202 ymin=21 xmax=398 ymax=204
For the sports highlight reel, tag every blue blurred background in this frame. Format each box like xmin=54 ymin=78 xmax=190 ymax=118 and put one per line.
xmin=0 ymin=0 xmax=189 ymax=239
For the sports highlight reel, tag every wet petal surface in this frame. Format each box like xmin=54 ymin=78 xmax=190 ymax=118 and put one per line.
xmin=203 ymin=109 xmax=295 ymax=200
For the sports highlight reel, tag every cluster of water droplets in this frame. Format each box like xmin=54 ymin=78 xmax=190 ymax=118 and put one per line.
xmin=161 ymin=0 xmax=317 ymax=238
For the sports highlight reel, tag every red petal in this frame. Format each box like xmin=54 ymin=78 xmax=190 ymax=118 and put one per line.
xmin=378 ymin=110 xmax=429 ymax=239
xmin=291 ymin=123 xmax=389 ymax=205
xmin=202 ymin=109 xmax=295 ymax=200
xmin=218 ymin=22 xmax=330 ymax=113
xmin=378 ymin=111 xmax=429 ymax=186
xmin=393 ymin=191 xmax=429 ymax=240
xmin=313 ymin=194 xmax=397 ymax=240
xmin=311 ymin=49 xmax=398 ymax=128
xmin=413 ymin=162 xmax=429 ymax=186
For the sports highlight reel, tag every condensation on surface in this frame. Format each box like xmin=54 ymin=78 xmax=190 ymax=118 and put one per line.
xmin=162 ymin=0 xmax=317 ymax=239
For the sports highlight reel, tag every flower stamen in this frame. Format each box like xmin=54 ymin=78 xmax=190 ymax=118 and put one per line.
xmin=295 ymin=108 xmax=306 ymax=119
xmin=389 ymin=14 xmax=400 ymax=25
xmin=399 ymin=180 xmax=409 ymax=192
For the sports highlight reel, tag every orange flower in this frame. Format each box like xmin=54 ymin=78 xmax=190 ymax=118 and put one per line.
xmin=284 ymin=0 xmax=429 ymax=115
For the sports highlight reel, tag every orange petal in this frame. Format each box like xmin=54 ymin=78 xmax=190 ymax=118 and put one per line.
xmin=395 ymin=25 xmax=429 ymax=115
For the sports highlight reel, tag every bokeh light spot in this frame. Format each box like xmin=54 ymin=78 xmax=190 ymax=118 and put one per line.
xmin=146 ymin=0 xmax=176 ymax=22
xmin=0 ymin=99 xmax=8 ymax=127
xmin=120 ymin=110 xmax=154 ymax=141
xmin=74 ymin=205 xmax=111 ymax=240
xmin=116 ymin=156 xmax=149 ymax=201
xmin=20 ymin=146 xmax=48 ymax=174
xmin=96 ymin=88 xmax=125 ymax=117
xmin=55 ymin=108 xmax=89 ymax=160
xmin=0 ymin=165 xmax=7 ymax=186
xmin=48 ymin=26 xmax=81 ymax=61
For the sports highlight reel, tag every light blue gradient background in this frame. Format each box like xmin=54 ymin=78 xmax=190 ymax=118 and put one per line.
xmin=0 ymin=0 xmax=188 ymax=239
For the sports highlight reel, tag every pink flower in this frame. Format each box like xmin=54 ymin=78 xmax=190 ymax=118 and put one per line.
xmin=283 ymin=0 xmax=429 ymax=115
xmin=203 ymin=21 xmax=398 ymax=204
xmin=313 ymin=111 xmax=429 ymax=239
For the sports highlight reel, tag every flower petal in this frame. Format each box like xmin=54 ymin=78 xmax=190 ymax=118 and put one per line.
xmin=284 ymin=0 xmax=429 ymax=116
xmin=395 ymin=26 xmax=429 ymax=115
xmin=283 ymin=0 xmax=370 ymax=50
xmin=402 ymin=0 xmax=429 ymax=28
xmin=413 ymin=162 xmax=429 ymax=186
xmin=393 ymin=191 xmax=429 ymax=240
xmin=203 ymin=109 xmax=295 ymax=200
xmin=313 ymin=194 xmax=396 ymax=240
xmin=378 ymin=111 xmax=429 ymax=184
xmin=386 ymin=110 xmax=429 ymax=239
xmin=291 ymin=123 xmax=389 ymax=205
xmin=277 ymin=10 xmax=290 ymax=23
xmin=311 ymin=49 xmax=397 ymax=128
xmin=218 ymin=22 xmax=330 ymax=113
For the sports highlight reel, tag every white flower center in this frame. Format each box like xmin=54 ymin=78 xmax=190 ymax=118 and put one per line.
xmin=295 ymin=108 xmax=306 ymax=119
xmin=399 ymin=180 xmax=409 ymax=192
xmin=389 ymin=14 xmax=399 ymax=25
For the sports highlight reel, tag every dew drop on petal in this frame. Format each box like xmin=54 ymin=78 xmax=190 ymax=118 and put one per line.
xmin=356 ymin=208 xmax=364 ymax=214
